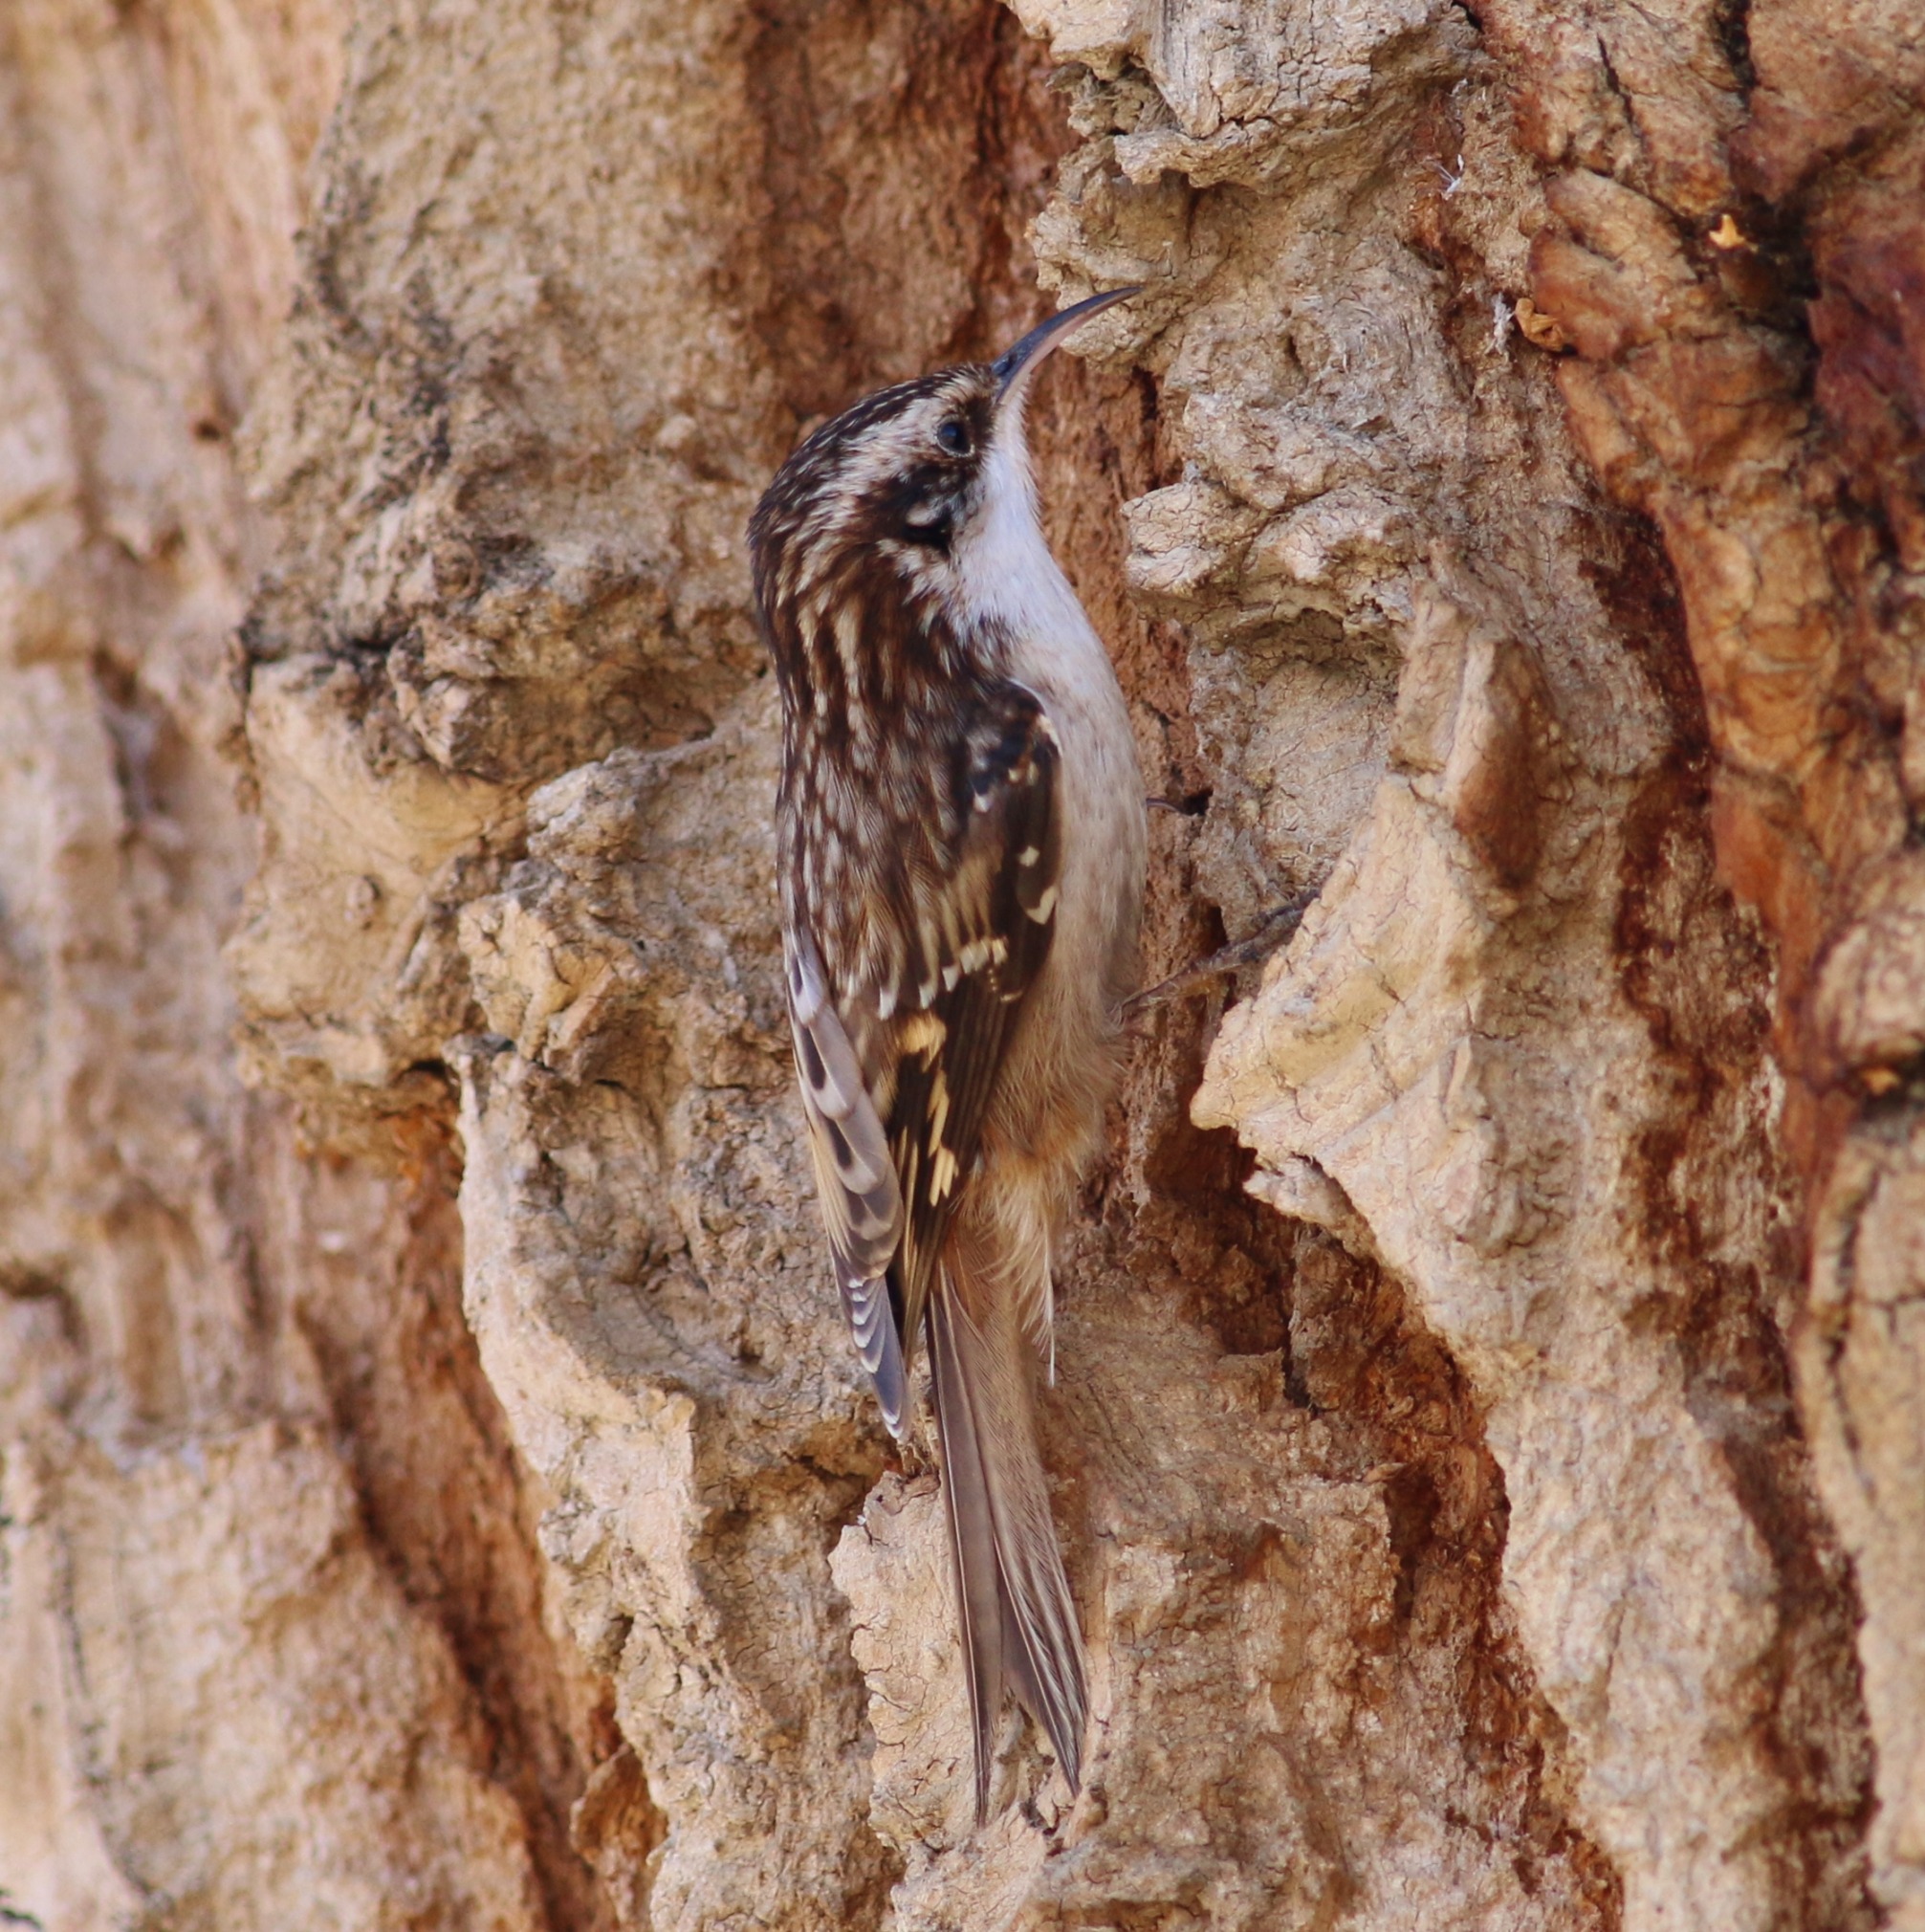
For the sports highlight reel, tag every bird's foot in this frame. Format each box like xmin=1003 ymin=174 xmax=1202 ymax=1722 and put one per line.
xmin=1124 ymin=891 xmax=1315 ymax=1021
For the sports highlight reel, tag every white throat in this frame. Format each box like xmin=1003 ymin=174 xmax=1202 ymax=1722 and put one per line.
xmin=952 ymin=417 xmax=1079 ymax=647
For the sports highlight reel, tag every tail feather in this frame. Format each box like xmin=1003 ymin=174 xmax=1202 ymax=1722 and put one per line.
xmin=929 ymin=1276 xmax=1087 ymax=1822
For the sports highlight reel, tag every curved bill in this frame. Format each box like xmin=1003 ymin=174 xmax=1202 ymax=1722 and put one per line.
xmin=992 ymin=284 xmax=1143 ymax=399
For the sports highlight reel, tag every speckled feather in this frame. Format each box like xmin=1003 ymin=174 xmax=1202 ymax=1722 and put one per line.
xmin=750 ymin=297 xmax=1146 ymax=1819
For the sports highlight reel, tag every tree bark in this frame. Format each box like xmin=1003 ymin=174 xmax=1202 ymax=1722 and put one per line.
xmin=0 ymin=0 xmax=1918 ymax=1927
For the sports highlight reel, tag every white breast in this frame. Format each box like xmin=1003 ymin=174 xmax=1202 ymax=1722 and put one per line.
xmin=952 ymin=437 xmax=1147 ymax=1012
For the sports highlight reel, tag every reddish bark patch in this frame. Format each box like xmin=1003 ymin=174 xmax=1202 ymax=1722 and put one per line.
xmin=741 ymin=0 xmax=1068 ymax=440
xmin=300 ymin=1115 xmax=644 ymax=1932
xmin=1808 ymin=158 xmax=1925 ymax=572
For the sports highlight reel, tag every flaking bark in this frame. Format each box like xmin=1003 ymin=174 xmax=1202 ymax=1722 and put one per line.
xmin=1 ymin=0 xmax=1919 ymax=1925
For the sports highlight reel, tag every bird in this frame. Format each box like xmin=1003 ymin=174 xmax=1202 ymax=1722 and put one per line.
xmin=748 ymin=287 xmax=1148 ymax=1821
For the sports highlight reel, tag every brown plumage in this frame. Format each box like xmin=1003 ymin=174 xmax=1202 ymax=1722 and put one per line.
xmin=749 ymin=290 xmax=1147 ymax=1819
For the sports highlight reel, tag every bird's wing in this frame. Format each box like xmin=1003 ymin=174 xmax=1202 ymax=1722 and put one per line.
xmin=784 ymin=923 xmax=909 ymax=1426
xmin=885 ymin=682 xmax=1061 ymax=1365
xmin=786 ymin=680 xmax=1061 ymax=1436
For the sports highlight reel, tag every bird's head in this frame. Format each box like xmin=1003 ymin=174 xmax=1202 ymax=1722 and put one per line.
xmin=749 ymin=287 xmax=1140 ymax=620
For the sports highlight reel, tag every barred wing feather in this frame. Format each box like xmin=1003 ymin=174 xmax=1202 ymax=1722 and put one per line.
xmin=784 ymin=926 xmax=909 ymax=1431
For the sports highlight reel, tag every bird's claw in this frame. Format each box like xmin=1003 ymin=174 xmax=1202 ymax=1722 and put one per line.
xmin=1124 ymin=890 xmax=1315 ymax=1021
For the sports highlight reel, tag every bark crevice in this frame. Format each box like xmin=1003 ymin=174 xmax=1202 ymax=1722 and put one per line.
xmin=3 ymin=0 xmax=1918 ymax=1924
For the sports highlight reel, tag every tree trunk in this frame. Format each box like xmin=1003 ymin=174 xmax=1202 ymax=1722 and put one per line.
xmin=1 ymin=0 xmax=1919 ymax=1926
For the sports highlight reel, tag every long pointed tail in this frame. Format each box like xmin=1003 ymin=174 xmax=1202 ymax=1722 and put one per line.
xmin=928 ymin=1269 xmax=1087 ymax=1822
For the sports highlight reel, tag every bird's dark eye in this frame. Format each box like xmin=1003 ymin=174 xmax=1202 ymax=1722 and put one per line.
xmin=936 ymin=419 xmax=972 ymax=456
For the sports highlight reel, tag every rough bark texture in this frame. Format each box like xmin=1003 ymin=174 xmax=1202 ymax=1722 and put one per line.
xmin=1 ymin=0 xmax=1920 ymax=1927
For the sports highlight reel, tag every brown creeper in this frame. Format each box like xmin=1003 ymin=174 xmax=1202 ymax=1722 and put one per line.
xmin=749 ymin=289 xmax=1148 ymax=1818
